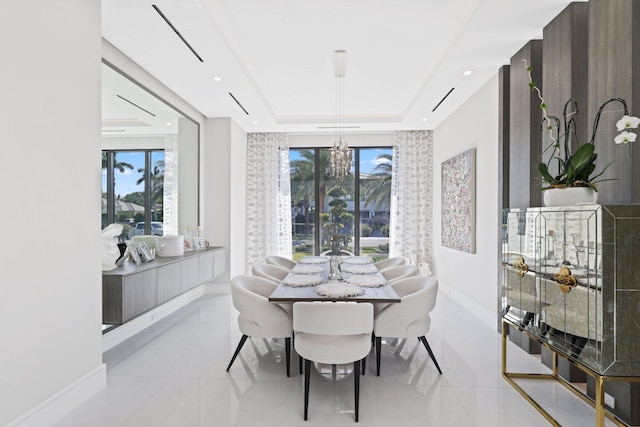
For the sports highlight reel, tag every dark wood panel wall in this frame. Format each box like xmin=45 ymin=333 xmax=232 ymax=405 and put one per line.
xmin=542 ymin=2 xmax=589 ymax=173
xmin=499 ymin=65 xmax=510 ymax=210
xmin=509 ymin=40 xmax=543 ymax=208
xmin=505 ymin=0 xmax=640 ymax=206
xmin=588 ymin=0 xmax=640 ymax=204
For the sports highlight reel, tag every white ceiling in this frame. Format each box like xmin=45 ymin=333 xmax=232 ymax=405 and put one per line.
xmin=101 ymin=0 xmax=582 ymax=134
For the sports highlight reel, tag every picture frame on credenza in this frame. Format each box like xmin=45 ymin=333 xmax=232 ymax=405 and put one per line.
xmin=137 ymin=241 xmax=155 ymax=262
xmin=126 ymin=241 xmax=142 ymax=266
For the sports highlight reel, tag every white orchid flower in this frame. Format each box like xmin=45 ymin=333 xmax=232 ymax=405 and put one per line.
xmin=616 ymin=115 xmax=640 ymax=131
xmin=615 ymin=131 xmax=637 ymax=144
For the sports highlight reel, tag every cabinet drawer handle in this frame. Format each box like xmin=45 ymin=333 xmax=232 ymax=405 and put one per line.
xmin=554 ymin=267 xmax=577 ymax=293
xmin=513 ymin=256 xmax=529 ymax=278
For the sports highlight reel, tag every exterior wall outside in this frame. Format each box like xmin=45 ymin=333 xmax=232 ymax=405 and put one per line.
xmin=0 ymin=1 xmax=103 ymax=424
xmin=433 ymin=74 xmax=500 ymax=321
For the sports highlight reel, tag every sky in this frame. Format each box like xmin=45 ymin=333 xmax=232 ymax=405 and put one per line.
xmin=102 ymin=151 xmax=164 ymax=198
xmin=104 ymin=148 xmax=392 ymax=198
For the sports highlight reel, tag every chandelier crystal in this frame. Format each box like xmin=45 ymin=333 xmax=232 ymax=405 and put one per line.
xmin=329 ymin=136 xmax=352 ymax=180
xmin=329 ymin=50 xmax=352 ymax=180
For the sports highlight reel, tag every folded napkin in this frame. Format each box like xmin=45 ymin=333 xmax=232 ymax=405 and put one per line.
xmin=342 ymin=256 xmax=372 ymax=265
xmin=298 ymin=256 xmax=329 ymax=264
xmin=291 ymin=264 xmax=325 ymax=275
xmin=346 ymin=275 xmax=386 ymax=287
xmin=282 ymin=274 xmax=323 ymax=287
xmin=341 ymin=263 xmax=378 ymax=274
xmin=315 ymin=282 xmax=364 ymax=298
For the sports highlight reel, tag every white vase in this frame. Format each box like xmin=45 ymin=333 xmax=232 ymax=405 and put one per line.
xmin=543 ymin=187 xmax=598 ymax=207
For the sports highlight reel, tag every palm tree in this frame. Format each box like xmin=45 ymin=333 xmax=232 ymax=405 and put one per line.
xmin=101 ymin=152 xmax=134 ymax=173
xmin=290 ymin=149 xmax=355 ymax=235
xmin=290 ymin=151 xmax=315 ymax=234
xmin=362 ymin=153 xmax=392 ymax=210
xmin=136 ymin=160 xmax=164 ymax=220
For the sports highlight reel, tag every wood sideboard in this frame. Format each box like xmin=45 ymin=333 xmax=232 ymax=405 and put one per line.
xmin=102 ymin=247 xmax=226 ymax=325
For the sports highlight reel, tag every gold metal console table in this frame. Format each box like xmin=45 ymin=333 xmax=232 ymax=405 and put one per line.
xmin=501 ymin=205 xmax=640 ymax=426
xmin=502 ymin=318 xmax=640 ymax=427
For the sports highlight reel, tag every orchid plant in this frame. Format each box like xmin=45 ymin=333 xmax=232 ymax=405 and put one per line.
xmin=524 ymin=60 xmax=639 ymax=191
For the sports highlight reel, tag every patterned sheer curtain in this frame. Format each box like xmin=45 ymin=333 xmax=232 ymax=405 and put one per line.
xmin=389 ymin=130 xmax=433 ymax=266
xmin=245 ymin=133 xmax=292 ymax=273
xmin=163 ymin=135 xmax=178 ymax=236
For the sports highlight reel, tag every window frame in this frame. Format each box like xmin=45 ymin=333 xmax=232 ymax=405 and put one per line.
xmin=102 ymin=148 xmax=164 ymax=236
xmin=290 ymin=146 xmax=392 ymax=256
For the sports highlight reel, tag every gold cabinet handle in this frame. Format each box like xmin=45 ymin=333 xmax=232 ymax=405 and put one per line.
xmin=513 ymin=256 xmax=529 ymax=278
xmin=554 ymin=266 xmax=577 ymax=293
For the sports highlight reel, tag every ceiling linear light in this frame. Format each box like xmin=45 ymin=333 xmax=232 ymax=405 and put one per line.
xmin=317 ymin=126 xmax=361 ymax=129
xmin=432 ymin=88 xmax=455 ymax=112
xmin=151 ymin=4 xmax=204 ymax=63
xmin=228 ymin=92 xmax=249 ymax=115
xmin=329 ymin=49 xmax=352 ymax=180
xmin=116 ymin=94 xmax=156 ymax=117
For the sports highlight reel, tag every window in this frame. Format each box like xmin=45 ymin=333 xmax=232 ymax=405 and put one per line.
xmin=289 ymin=147 xmax=393 ymax=260
xmin=102 ymin=149 xmax=165 ymax=240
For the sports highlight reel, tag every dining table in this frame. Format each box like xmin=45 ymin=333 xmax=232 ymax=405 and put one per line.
xmin=268 ymin=255 xmax=400 ymax=303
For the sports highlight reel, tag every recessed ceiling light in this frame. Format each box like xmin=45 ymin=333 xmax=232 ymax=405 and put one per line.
xmin=463 ymin=70 xmax=473 ymax=76
xmin=212 ymin=76 xmax=222 ymax=82
xmin=252 ymin=120 xmax=258 ymax=125
xmin=165 ymin=122 xmax=172 ymax=126
xmin=421 ymin=118 xmax=428 ymax=122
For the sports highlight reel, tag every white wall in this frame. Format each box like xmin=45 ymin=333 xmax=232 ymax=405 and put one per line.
xmin=0 ymin=1 xmax=104 ymax=425
xmin=433 ymin=74 xmax=500 ymax=324
xmin=203 ymin=118 xmax=247 ymax=283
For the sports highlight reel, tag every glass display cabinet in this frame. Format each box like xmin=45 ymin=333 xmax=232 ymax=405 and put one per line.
xmin=501 ymin=204 xmax=640 ymax=425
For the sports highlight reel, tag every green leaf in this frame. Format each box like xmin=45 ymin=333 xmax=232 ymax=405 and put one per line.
xmin=537 ymin=163 xmax=555 ymax=183
xmin=568 ymin=144 xmax=595 ymax=171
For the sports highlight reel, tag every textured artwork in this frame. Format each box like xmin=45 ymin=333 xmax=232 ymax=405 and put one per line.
xmin=441 ymin=148 xmax=476 ymax=253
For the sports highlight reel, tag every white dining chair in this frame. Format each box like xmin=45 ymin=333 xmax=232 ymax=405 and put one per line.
xmin=374 ymin=257 xmax=405 ymax=272
xmin=226 ymin=275 xmax=293 ymax=377
xmin=293 ymin=301 xmax=373 ymax=422
xmin=320 ymin=249 xmax=356 ymax=256
xmin=265 ymin=255 xmax=296 ymax=270
xmin=252 ymin=263 xmax=290 ymax=284
xmin=373 ymin=276 xmax=442 ymax=376
xmin=380 ymin=264 xmax=419 ymax=284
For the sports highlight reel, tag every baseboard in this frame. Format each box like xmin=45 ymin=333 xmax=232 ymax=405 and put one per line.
xmin=438 ymin=282 xmax=498 ymax=331
xmin=8 ymin=364 xmax=106 ymax=427
xmin=102 ymin=285 xmax=205 ymax=352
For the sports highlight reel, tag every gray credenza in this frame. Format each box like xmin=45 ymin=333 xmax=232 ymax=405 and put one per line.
xmin=102 ymin=247 xmax=226 ymax=324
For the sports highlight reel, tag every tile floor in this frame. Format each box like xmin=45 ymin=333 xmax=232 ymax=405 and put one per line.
xmin=56 ymin=290 xmax=616 ymax=426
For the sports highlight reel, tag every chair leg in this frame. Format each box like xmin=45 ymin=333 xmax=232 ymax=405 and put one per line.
xmin=285 ymin=337 xmax=291 ymax=377
xmin=299 ymin=355 xmax=303 ymax=374
xmin=375 ymin=336 xmax=382 ymax=376
xmin=304 ymin=359 xmax=311 ymax=420
xmin=361 ymin=356 xmax=366 ymax=375
xmin=354 ymin=360 xmax=360 ymax=422
xmin=226 ymin=334 xmax=248 ymax=372
xmin=419 ymin=336 xmax=442 ymax=374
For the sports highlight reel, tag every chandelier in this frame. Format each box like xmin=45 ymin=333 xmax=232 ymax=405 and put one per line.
xmin=329 ymin=50 xmax=352 ymax=180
